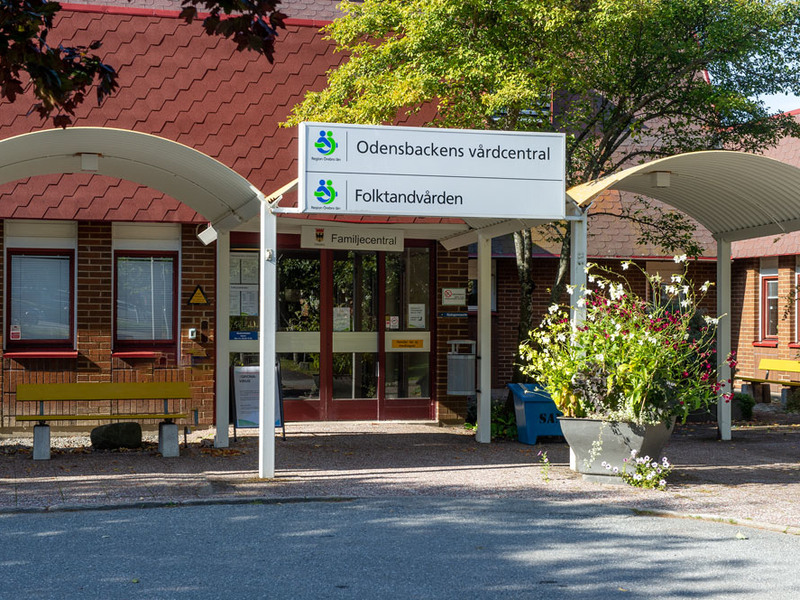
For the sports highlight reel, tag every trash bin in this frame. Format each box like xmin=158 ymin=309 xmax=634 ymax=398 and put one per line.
xmin=447 ymin=340 xmax=476 ymax=396
xmin=507 ymin=383 xmax=563 ymax=445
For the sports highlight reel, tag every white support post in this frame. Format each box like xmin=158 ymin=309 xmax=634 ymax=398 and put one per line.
xmin=475 ymin=233 xmax=492 ymax=444
xmin=717 ymin=238 xmax=732 ymax=441
xmin=569 ymin=211 xmax=588 ymax=326
xmin=214 ymin=230 xmax=231 ymax=448
xmin=568 ymin=212 xmax=588 ymax=470
xmin=259 ymin=202 xmax=278 ymax=478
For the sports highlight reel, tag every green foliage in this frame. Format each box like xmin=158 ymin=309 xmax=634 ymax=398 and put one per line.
xmin=287 ymin=0 xmax=800 ymax=184
xmin=537 ymin=450 xmax=551 ymax=483
xmin=618 ymin=451 xmax=673 ymax=491
xmin=519 ymin=259 xmax=729 ymax=425
xmin=734 ymin=392 xmax=755 ymax=421
xmin=464 ymin=400 xmax=518 ymax=441
xmin=490 ymin=402 xmax=517 ymax=441
xmin=786 ymin=388 xmax=800 ymax=414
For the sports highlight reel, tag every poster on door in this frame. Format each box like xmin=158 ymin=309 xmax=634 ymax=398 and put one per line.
xmin=232 ymin=366 xmax=282 ymax=428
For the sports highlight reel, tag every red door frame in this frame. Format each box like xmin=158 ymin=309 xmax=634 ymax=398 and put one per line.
xmin=278 ymin=234 xmax=435 ymax=421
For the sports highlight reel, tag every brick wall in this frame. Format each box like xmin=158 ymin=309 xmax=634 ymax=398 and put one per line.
xmin=2 ymin=221 xmax=218 ymax=428
xmin=434 ymin=246 xmax=470 ymax=423
xmin=732 ymin=256 xmax=800 ymax=385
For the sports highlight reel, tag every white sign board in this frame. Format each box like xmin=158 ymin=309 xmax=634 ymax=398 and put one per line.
xmin=232 ymin=366 xmax=282 ymax=428
xmin=299 ymin=123 xmax=565 ymax=219
xmin=300 ymin=225 xmax=403 ymax=251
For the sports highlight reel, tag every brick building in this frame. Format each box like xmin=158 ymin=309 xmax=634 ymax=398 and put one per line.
xmin=0 ymin=0 xmax=797 ymax=437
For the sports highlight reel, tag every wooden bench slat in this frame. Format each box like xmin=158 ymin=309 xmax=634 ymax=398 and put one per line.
xmin=16 ymin=382 xmax=191 ymax=402
xmin=757 ymin=358 xmax=800 ymax=374
xmin=736 ymin=376 xmax=800 ymax=386
xmin=15 ymin=413 xmax=189 ymax=422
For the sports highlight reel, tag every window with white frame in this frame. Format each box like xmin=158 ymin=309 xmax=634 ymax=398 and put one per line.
xmin=113 ymin=224 xmax=180 ymax=349
xmin=5 ymin=221 xmax=77 ymax=348
xmin=760 ymin=258 xmax=779 ymax=341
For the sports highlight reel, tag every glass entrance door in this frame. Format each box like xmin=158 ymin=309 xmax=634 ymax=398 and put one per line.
xmin=329 ymin=250 xmax=379 ymax=418
xmin=277 ymin=242 xmax=433 ymax=421
xmin=276 ymin=249 xmax=322 ymax=420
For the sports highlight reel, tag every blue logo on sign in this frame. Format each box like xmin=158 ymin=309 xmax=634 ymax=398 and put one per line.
xmin=314 ymin=130 xmax=338 ymax=156
xmin=314 ymin=179 xmax=337 ymax=204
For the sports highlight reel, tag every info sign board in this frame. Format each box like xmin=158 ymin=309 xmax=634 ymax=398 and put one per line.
xmin=299 ymin=123 xmax=565 ymax=219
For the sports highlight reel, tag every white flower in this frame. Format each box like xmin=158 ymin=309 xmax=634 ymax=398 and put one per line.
xmin=659 ymin=479 xmax=666 ymax=487
xmin=588 ymin=275 xmax=595 ymax=283
xmin=548 ymin=304 xmax=559 ymax=314
xmin=622 ymin=261 xmax=630 ymax=270
xmin=671 ymin=275 xmax=682 ymax=283
xmin=682 ymin=285 xmax=690 ymax=295
xmin=583 ymin=288 xmax=593 ymax=296
xmin=680 ymin=299 xmax=691 ymax=308
xmin=701 ymin=281 xmax=711 ymax=292
xmin=566 ymin=285 xmax=576 ymax=295
xmin=634 ymin=473 xmax=643 ymax=481
xmin=703 ymin=315 xmax=719 ymax=325
xmin=556 ymin=333 xmax=566 ymax=342
xmin=673 ymin=254 xmax=687 ymax=263
xmin=665 ymin=285 xmax=677 ymax=295
xmin=577 ymin=298 xmax=586 ymax=307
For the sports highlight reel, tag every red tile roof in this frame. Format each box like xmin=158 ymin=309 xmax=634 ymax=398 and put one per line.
xmin=0 ymin=5 xmax=342 ymax=222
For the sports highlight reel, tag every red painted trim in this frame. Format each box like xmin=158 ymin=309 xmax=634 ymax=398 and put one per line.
xmin=377 ymin=252 xmax=387 ymax=419
xmin=61 ymin=3 xmax=332 ymax=27
xmin=319 ymin=250 xmax=333 ymax=420
xmin=761 ymin=275 xmax=779 ymax=341
xmin=3 ymin=350 xmax=78 ymax=359
xmin=6 ymin=248 xmax=76 ymax=350
xmin=112 ymin=351 xmax=161 ymax=359
xmin=752 ymin=340 xmax=779 ymax=348
xmin=789 ymin=343 xmax=800 ymax=349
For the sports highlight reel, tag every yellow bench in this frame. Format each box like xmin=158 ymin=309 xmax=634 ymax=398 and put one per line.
xmin=735 ymin=358 xmax=800 ymax=403
xmin=15 ymin=382 xmax=190 ymax=460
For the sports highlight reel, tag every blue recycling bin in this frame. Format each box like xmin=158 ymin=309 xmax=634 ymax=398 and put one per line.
xmin=507 ymin=383 xmax=563 ymax=445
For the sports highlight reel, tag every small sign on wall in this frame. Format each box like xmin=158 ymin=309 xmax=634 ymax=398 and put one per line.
xmin=442 ymin=287 xmax=467 ymax=306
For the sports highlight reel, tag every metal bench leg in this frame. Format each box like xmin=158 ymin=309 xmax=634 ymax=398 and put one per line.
xmin=33 ymin=424 xmax=51 ymax=460
xmin=158 ymin=421 xmax=180 ymax=458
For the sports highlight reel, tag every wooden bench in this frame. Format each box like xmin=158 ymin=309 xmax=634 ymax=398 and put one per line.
xmin=735 ymin=358 xmax=800 ymax=404
xmin=15 ymin=382 xmax=190 ymax=460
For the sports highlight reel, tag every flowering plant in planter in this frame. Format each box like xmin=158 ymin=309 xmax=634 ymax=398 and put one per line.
xmin=519 ymin=259 xmax=732 ymax=426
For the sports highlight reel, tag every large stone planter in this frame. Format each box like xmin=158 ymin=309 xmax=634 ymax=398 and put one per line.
xmin=558 ymin=418 xmax=675 ymax=483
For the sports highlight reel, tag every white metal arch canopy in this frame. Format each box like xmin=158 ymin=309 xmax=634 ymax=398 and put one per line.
xmin=0 ymin=127 xmax=265 ymax=230
xmin=567 ymin=150 xmax=800 ymax=440
xmin=0 ymin=126 xmax=270 ymax=453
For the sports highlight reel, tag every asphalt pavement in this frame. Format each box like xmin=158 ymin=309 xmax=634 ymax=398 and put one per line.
xmin=2 ymin=498 xmax=798 ymax=599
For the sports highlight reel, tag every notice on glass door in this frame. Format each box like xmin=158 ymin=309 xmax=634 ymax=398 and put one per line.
xmin=333 ymin=307 xmax=351 ymax=331
xmin=408 ymin=304 xmax=426 ymax=329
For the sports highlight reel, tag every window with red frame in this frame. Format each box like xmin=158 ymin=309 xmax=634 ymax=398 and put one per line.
xmin=115 ymin=252 xmax=178 ymax=348
xmin=6 ymin=249 xmax=74 ymax=348
xmin=762 ymin=275 xmax=779 ymax=339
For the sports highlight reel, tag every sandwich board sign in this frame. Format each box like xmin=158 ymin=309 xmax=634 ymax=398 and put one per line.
xmin=298 ymin=123 xmax=565 ymax=220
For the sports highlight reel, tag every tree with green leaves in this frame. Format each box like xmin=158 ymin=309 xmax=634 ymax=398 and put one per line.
xmin=1 ymin=0 xmax=286 ymax=127
xmin=286 ymin=0 xmax=800 ymax=378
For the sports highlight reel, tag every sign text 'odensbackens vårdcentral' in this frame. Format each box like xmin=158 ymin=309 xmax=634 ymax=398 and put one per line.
xmin=298 ymin=123 xmax=565 ymax=219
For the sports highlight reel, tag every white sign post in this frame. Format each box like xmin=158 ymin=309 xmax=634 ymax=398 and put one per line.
xmin=299 ymin=123 xmax=565 ymax=219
